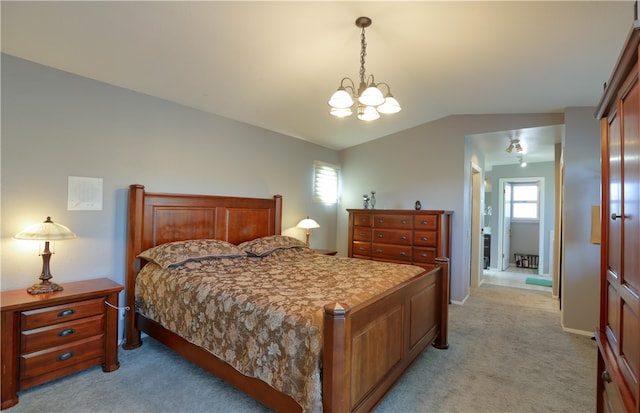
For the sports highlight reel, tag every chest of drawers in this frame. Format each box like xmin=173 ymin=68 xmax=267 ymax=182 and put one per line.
xmin=348 ymin=209 xmax=452 ymax=269
xmin=1 ymin=278 xmax=123 ymax=409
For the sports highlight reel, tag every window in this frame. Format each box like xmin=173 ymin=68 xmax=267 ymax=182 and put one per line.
xmin=313 ymin=160 xmax=339 ymax=204
xmin=511 ymin=182 xmax=539 ymax=220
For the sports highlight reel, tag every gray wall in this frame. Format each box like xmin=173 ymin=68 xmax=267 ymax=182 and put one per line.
xmin=2 ymin=54 xmax=601 ymax=334
xmin=561 ymin=107 xmax=601 ymax=333
xmin=339 ymin=114 xmax=565 ymax=303
xmin=1 ymin=55 xmax=339 ymax=299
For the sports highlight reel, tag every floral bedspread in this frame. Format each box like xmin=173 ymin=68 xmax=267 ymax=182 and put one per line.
xmin=135 ymin=248 xmax=427 ymax=412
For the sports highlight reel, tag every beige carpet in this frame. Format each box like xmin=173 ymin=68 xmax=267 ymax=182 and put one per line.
xmin=8 ymin=284 xmax=595 ymax=413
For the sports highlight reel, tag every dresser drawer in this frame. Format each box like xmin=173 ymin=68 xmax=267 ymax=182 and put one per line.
xmin=353 ymin=227 xmax=372 ymax=241
xmin=372 ymin=244 xmax=412 ymax=262
xmin=353 ymin=213 xmax=372 ymax=227
xmin=413 ymin=247 xmax=437 ymax=264
xmin=414 ymin=231 xmax=437 ymax=247
xmin=21 ymin=315 xmax=104 ymax=354
xmin=414 ymin=215 xmax=438 ymax=230
xmin=352 ymin=241 xmax=371 ymax=257
xmin=373 ymin=229 xmax=412 ymax=245
xmin=21 ymin=298 xmax=105 ymax=330
xmin=20 ymin=335 xmax=104 ymax=379
xmin=372 ymin=214 xmax=413 ymax=229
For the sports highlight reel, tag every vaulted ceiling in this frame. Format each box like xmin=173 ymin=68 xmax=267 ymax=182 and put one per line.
xmin=2 ymin=1 xmax=634 ymax=165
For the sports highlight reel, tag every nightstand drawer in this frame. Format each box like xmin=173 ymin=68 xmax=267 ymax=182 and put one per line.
xmin=20 ymin=335 xmax=104 ymax=379
xmin=21 ymin=315 xmax=104 ymax=354
xmin=21 ymin=298 xmax=104 ymax=330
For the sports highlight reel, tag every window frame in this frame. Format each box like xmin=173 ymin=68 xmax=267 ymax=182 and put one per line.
xmin=313 ymin=160 xmax=340 ymax=204
xmin=510 ymin=182 xmax=540 ymax=222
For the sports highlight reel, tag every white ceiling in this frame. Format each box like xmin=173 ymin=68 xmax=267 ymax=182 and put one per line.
xmin=1 ymin=1 xmax=634 ymax=166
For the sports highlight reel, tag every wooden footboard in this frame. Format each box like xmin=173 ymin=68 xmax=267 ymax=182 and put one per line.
xmin=323 ymin=258 xmax=449 ymax=413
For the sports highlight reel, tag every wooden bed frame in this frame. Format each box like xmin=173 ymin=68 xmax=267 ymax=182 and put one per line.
xmin=123 ymin=184 xmax=449 ymax=413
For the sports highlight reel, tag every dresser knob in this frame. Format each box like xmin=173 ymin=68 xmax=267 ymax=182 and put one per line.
xmin=421 ymin=253 xmax=428 ymax=257
xmin=377 ymin=234 xmax=384 ymax=238
xmin=602 ymin=370 xmax=612 ymax=383
xmin=400 ymin=251 xmax=407 ymax=256
xmin=421 ymin=237 xmax=429 ymax=241
xmin=377 ymin=219 xmax=384 ymax=223
xmin=57 ymin=352 xmax=75 ymax=362
xmin=58 ymin=328 xmax=75 ymax=337
xmin=400 ymin=235 xmax=407 ymax=240
xmin=58 ymin=308 xmax=76 ymax=318
xmin=401 ymin=219 xmax=407 ymax=224
xmin=376 ymin=248 xmax=383 ymax=253
xmin=421 ymin=220 xmax=429 ymax=225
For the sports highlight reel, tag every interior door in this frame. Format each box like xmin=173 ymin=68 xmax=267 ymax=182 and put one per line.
xmin=502 ymin=183 xmax=512 ymax=270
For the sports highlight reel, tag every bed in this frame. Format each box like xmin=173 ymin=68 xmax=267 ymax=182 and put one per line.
xmin=123 ymin=184 xmax=449 ymax=413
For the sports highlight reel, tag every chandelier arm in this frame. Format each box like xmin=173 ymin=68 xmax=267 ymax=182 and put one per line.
xmin=339 ymin=77 xmax=357 ymax=94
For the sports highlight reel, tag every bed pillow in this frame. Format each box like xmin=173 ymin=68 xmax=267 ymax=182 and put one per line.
xmin=137 ymin=239 xmax=247 ymax=268
xmin=237 ymin=235 xmax=306 ymax=257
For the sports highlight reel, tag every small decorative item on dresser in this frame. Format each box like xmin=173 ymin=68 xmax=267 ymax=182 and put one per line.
xmin=362 ymin=194 xmax=370 ymax=209
xmin=370 ymin=191 xmax=376 ymax=208
xmin=415 ymin=200 xmax=422 ymax=210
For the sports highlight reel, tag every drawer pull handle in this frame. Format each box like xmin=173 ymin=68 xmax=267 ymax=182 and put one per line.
xmin=601 ymin=370 xmax=612 ymax=383
xmin=359 ymin=232 xmax=366 ymax=237
xmin=400 ymin=220 xmax=407 ymax=224
xmin=377 ymin=234 xmax=384 ymax=238
xmin=377 ymin=219 xmax=384 ymax=223
xmin=58 ymin=309 xmax=76 ymax=318
xmin=376 ymin=248 xmax=383 ymax=253
xmin=400 ymin=251 xmax=407 ymax=256
xmin=58 ymin=328 xmax=75 ymax=337
xmin=358 ymin=247 xmax=366 ymax=251
xmin=421 ymin=220 xmax=429 ymax=225
xmin=400 ymin=235 xmax=407 ymax=240
xmin=57 ymin=352 xmax=74 ymax=362
xmin=421 ymin=237 xmax=429 ymax=241
xmin=421 ymin=253 xmax=428 ymax=257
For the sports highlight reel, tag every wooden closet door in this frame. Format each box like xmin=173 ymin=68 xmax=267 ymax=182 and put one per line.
xmin=618 ymin=71 xmax=640 ymax=403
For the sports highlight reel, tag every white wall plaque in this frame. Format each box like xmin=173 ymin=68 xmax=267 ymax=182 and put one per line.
xmin=68 ymin=176 xmax=103 ymax=211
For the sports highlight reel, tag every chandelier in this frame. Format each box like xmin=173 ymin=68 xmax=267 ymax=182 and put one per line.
xmin=328 ymin=17 xmax=401 ymax=121
xmin=505 ymin=137 xmax=523 ymax=153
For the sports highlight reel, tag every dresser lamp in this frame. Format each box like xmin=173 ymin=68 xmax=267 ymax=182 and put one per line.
xmin=296 ymin=217 xmax=320 ymax=248
xmin=14 ymin=216 xmax=77 ymax=294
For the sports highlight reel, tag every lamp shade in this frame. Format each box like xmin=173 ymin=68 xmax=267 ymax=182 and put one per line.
xmin=296 ymin=217 xmax=320 ymax=229
xmin=15 ymin=217 xmax=77 ymax=240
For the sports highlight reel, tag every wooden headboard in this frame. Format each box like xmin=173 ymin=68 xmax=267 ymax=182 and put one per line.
xmin=124 ymin=184 xmax=282 ymax=347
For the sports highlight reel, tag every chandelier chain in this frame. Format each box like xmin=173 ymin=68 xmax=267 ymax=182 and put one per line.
xmin=359 ymin=26 xmax=367 ymax=85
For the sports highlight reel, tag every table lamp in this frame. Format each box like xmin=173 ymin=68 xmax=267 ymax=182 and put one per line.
xmin=15 ymin=216 xmax=77 ymax=294
xmin=296 ymin=216 xmax=320 ymax=248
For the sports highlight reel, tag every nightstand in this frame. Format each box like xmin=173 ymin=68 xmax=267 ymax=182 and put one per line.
xmin=312 ymin=249 xmax=338 ymax=256
xmin=1 ymin=278 xmax=123 ymax=409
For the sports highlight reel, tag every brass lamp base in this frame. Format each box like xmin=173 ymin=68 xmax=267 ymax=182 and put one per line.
xmin=27 ymin=280 xmax=64 ymax=295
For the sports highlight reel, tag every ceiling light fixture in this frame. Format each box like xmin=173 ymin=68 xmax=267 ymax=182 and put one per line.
xmin=328 ymin=17 xmax=401 ymax=121
xmin=519 ymin=156 xmax=527 ymax=168
xmin=505 ymin=137 xmax=524 ymax=154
